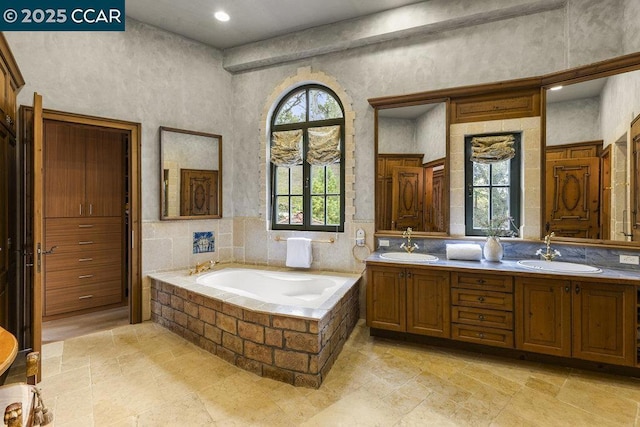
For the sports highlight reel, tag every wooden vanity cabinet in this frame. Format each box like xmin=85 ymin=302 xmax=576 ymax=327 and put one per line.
xmin=366 ymin=264 xmax=450 ymax=337
xmin=515 ymin=277 xmax=636 ymax=366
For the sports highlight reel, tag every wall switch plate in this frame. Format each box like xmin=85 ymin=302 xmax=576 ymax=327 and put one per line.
xmin=378 ymin=239 xmax=389 ymax=247
xmin=619 ymin=254 xmax=639 ymax=265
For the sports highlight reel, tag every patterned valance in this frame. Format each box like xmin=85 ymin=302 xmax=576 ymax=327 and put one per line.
xmin=470 ymin=134 xmax=516 ymax=164
xmin=270 ymin=130 xmax=303 ymax=167
xmin=307 ymin=125 xmax=341 ymax=166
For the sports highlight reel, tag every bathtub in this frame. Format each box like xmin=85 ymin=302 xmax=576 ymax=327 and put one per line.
xmin=195 ymin=268 xmax=348 ymax=309
xmin=149 ymin=265 xmax=361 ymax=388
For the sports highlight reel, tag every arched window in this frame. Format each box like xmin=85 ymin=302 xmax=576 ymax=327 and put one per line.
xmin=270 ymin=85 xmax=345 ymax=231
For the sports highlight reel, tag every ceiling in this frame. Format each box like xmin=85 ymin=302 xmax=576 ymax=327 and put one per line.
xmin=126 ymin=0 xmax=423 ymax=50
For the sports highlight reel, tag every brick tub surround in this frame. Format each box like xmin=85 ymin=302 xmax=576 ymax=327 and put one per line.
xmin=150 ymin=267 xmax=361 ymax=388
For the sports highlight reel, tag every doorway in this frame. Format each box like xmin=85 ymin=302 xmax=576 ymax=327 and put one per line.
xmin=17 ymin=101 xmax=141 ymax=358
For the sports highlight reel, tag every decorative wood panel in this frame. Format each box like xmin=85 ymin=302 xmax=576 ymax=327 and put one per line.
xmin=545 ymin=140 xmax=602 ymax=160
xmin=545 ymin=157 xmax=600 ymax=238
xmin=450 ymin=89 xmax=540 ymax=124
xmin=391 ymin=166 xmax=423 ymax=231
xmin=85 ymin=130 xmax=123 ymax=217
xmin=180 ymin=169 xmax=218 ymax=216
xmin=376 ymin=154 xmax=422 ymax=230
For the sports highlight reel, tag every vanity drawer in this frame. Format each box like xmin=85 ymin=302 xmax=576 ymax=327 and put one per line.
xmin=452 ymin=272 xmax=513 ymax=292
xmin=44 ymin=249 xmax=121 ymax=272
xmin=451 ymin=288 xmax=513 ymax=311
xmin=46 ymin=217 xmax=122 ymax=237
xmin=452 ymin=324 xmax=514 ymax=348
xmin=452 ymin=306 xmax=513 ymax=330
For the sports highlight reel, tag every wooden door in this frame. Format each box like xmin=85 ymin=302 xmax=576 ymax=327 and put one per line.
xmin=406 ymin=269 xmax=450 ymax=337
xmin=85 ymin=129 xmax=123 ymax=217
xmin=631 ymin=114 xmax=640 ymax=242
xmin=0 ymin=126 xmax=6 ymax=328
xmin=32 ymin=93 xmax=44 ymax=380
xmin=545 ymin=157 xmax=600 ymax=238
xmin=44 ymin=122 xmax=85 ymax=218
xmin=572 ymin=281 xmax=635 ymax=366
xmin=391 ymin=166 xmax=424 ymax=231
xmin=514 ymin=277 xmax=571 ymax=357
xmin=600 ymin=146 xmax=611 ymax=240
xmin=431 ymin=168 xmax=446 ymax=232
xmin=366 ymin=265 xmax=406 ymax=331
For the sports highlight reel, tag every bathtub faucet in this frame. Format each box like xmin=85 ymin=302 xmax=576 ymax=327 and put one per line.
xmin=189 ymin=260 xmax=216 ymax=275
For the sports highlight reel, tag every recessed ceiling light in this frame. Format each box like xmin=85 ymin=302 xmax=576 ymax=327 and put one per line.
xmin=549 ymin=85 xmax=563 ymax=91
xmin=214 ymin=11 xmax=230 ymax=22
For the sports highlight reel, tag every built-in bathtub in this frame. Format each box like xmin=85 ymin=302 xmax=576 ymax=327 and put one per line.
xmin=149 ymin=265 xmax=361 ymax=388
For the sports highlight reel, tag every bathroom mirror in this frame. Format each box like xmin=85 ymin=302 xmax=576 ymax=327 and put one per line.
xmin=374 ymin=100 xmax=449 ymax=234
xmin=159 ymin=126 xmax=222 ymax=220
xmin=544 ymin=68 xmax=640 ymax=245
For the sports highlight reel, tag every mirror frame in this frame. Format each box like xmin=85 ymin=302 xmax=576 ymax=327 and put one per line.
xmin=159 ymin=126 xmax=223 ymax=220
xmin=369 ymin=51 xmax=640 ymax=247
xmin=370 ymin=95 xmax=451 ymax=236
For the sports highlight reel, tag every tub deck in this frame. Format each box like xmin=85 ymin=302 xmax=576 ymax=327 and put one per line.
xmin=149 ymin=264 xmax=361 ymax=388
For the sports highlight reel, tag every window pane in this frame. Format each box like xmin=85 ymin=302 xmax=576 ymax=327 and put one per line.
xmin=492 ymin=187 xmax=510 ymax=219
xmin=491 ymin=160 xmax=510 ymax=185
xmin=473 ymin=162 xmax=489 ymax=186
xmin=309 ymin=89 xmax=343 ymax=121
xmin=275 ymin=167 xmax=289 ymax=195
xmin=472 ymin=188 xmax=490 ymax=229
xmin=290 ymin=196 xmax=303 ymax=224
xmin=290 ymin=165 xmax=303 ymax=194
xmin=275 ymin=90 xmax=306 ymax=124
xmin=276 ymin=196 xmax=290 ymax=224
xmin=311 ymin=196 xmax=325 ymax=225
xmin=310 ymin=165 xmax=325 ymax=195
xmin=326 ymin=195 xmax=340 ymax=225
xmin=326 ymin=163 xmax=340 ymax=193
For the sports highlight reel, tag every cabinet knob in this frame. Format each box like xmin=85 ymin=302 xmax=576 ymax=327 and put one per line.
xmin=476 ymin=279 xmax=485 ymax=284
xmin=478 ymin=332 xmax=485 ymax=339
xmin=399 ymin=272 xmax=404 ymax=279
xmin=478 ymin=314 xmax=485 ymax=321
xmin=575 ymin=285 xmax=581 ymax=294
xmin=406 ymin=271 xmax=412 ymax=279
xmin=477 ymin=296 xmax=485 ymax=303
xmin=564 ymin=286 xmax=570 ymax=293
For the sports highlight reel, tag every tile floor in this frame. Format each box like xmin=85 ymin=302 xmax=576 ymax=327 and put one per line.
xmin=7 ymin=320 xmax=640 ymax=426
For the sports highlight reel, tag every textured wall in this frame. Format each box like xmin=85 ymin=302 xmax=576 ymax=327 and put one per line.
xmin=600 ymin=70 xmax=640 ymax=147
xmin=546 ymin=98 xmax=601 ymax=146
xmin=623 ymin=0 xmax=640 ymax=53
xmin=378 ymin=118 xmax=416 ymax=154
xmin=415 ymin=103 xmax=447 ymax=164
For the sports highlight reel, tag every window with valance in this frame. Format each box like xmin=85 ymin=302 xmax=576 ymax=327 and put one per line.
xmin=270 ymin=85 xmax=345 ymax=231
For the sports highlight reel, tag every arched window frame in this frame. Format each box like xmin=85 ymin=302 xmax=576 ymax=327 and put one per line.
xmin=269 ymin=84 xmax=346 ymax=232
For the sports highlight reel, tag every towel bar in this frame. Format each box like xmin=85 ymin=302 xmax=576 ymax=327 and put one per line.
xmin=274 ymin=236 xmax=335 ymax=243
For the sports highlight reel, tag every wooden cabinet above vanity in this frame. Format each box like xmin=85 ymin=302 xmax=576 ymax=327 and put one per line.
xmin=366 ymin=258 xmax=640 ymax=372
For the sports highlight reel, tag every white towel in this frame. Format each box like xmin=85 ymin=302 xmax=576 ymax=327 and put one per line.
xmin=286 ymin=237 xmax=313 ymax=268
xmin=446 ymin=244 xmax=482 ymax=261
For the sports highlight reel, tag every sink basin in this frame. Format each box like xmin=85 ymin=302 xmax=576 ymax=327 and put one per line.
xmin=379 ymin=252 xmax=439 ymax=262
xmin=517 ymin=260 xmax=602 ymax=274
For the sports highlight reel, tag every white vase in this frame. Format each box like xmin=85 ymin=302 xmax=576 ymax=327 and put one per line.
xmin=483 ymin=237 xmax=503 ymax=262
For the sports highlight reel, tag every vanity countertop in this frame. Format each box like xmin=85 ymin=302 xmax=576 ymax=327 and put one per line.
xmin=366 ymin=253 xmax=640 ymax=284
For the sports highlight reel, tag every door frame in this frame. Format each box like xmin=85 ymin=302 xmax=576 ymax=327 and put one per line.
xmin=26 ymin=100 xmax=142 ymax=370
xmin=39 ymin=107 xmax=142 ymax=323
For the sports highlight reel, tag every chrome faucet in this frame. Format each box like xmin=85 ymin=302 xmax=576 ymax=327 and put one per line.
xmin=400 ymin=227 xmax=419 ymax=253
xmin=536 ymin=232 xmax=561 ymax=261
xmin=189 ymin=260 xmax=216 ymax=275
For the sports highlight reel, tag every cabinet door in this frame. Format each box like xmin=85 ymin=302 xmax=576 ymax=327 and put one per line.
xmin=366 ymin=265 xmax=406 ymax=331
xmin=85 ymin=129 xmax=123 ymax=217
xmin=44 ymin=122 xmax=85 ymax=218
xmin=515 ymin=277 xmax=571 ymax=357
xmin=572 ymin=281 xmax=636 ymax=366
xmin=407 ymin=269 xmax=450 ymax=337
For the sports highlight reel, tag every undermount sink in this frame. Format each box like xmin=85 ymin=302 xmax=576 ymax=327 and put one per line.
xmin=379 ymin=252 xmax=439 ymax=262
xmin=517 ymin=260 xmax=602 ymax=274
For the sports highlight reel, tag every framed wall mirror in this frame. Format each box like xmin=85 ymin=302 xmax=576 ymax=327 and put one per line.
xmin=159 ymin=126 xmax=222 ymax=220
xmin=374 ymin=100 xmax=449 ymax=234
xmin=543 ymin=65 xmax=640 ymax=246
